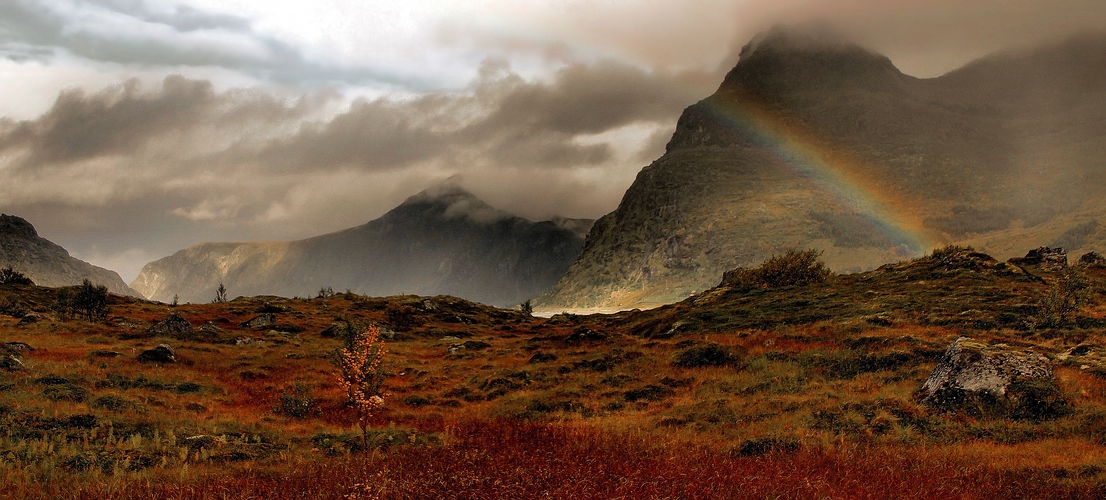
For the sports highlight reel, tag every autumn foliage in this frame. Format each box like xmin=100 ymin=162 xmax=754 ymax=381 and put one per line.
xmin=334 ymin=323 xmax=388 ymax=445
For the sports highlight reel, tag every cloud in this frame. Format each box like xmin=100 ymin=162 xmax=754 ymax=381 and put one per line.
xmin=0 ymin=0 xmax=426 ymax=88
xmin=0 ymin=59 xmax=699 ymax=278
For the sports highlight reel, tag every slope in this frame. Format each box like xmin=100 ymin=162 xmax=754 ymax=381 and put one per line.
xmin=0 ymin=214 xmax=140 ymax=297
xmin=132 ymin=185 xmax=593 ymax=307
xmin=541 ymin=26 xmax=1106 ymax=309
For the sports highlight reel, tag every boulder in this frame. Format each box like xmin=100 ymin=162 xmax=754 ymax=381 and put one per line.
xmin=16 ymin=312 xmax=42 ymax=326
xmin=198 ymin=321 xmax=224 ymax=334
xmin=241 ymin=313 xmax=276 ymax=329
xmin=1079 ymin=251 xmax=1106 ymax=267
xmin=137 ymin=344 xmax=177 ymax=363
xmin=920 ymin=337 xmax=1067 ymax=419
xmin=147 ymin=313 xmax=193 ymax=336
xmin=1009 ymin=247 xmax=1068 ymax=271
xmin=0 ymin=354 xmax=23 ymax=371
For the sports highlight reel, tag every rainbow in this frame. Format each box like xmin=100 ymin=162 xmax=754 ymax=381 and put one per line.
xmin=697 ymin=97 xmax=940 ymax=256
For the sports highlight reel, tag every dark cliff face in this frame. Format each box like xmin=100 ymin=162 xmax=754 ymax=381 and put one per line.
xmin=132 ymin=187 xmax=593 ymax=307
xmin=541 ymin=27 xmax=1106 ymax=309
xmin=0 ymin=214 xmax=139 ymax=297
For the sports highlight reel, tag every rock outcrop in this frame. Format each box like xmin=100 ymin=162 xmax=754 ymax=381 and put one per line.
xmin=137 ymin=344 xmax=177 ymax=363
xmin=920 ymin=337 xmax=1067 ymax=419
xmin=147 ymin=313 xmax=194 ymax=336
xmin=1009 ymin=247 xmax=1068 ymax=271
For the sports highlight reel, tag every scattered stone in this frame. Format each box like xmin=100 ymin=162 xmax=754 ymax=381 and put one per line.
xmin=447 ymin=344 xmax=464 ymax=355
xmin=4 ymin=342 xmax=33 ymax=353
xmin=110 ymin=317 xmax=139 ymax=329
xmin=16 ymin=312 xmax=42 ymax=326
xmin=147 ymin=313 xmax=193 ymax=336
xmin=320 ymin=323 xmax=345 ymax=338
xmin=440 ymin=336 xmax=461 ymax=342
xmin=241 ymin=313 xmax=277 ymax=329
xmin=567 ymin=328 xmax=607 ymax=342
xmin=461 ymin=340 xmax=491 ymax=350
xmin=920 ymin=337 xmax=1068 ymax=419
xmin=90 ymin=350 xmax=122 ymax=358
xmin=1079 ymin=251 xmax=1106 ymax=267
xmin=199 ymin=321 xmax=225 ymax=334
xmin=1009 ymin=247 xmax=1068 ymax=271
xmin=421 ymin=299 xmax=438 ymax=311
xmin=527 ymin=352 xmax=558 ymax=363
xmin=235 ymin=337 xmax=265 ymax=347
xmin=865 ymin=314 xmax=894 ymax=327
xmin=137 ymin=344 xmax=177 ymax=363
xmin=0 ymin=354 xmax=23 ymax=371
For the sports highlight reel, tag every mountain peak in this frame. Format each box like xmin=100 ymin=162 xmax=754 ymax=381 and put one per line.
xmin=716 ymin=24 xmax=901 ymax=98
xmin=397 ymin=182 xmax=510 ymax=224
xmin=738 ymin=24 xmax=862 ymax=60
xmin=0 ymin=214 xmax=39 ymax=239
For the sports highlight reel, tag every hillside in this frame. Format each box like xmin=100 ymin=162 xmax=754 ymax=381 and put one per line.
xmin=0 ymin=214 xmax=140 ymax=297
xmin=2 ymin=247 xmax=1106 ymax=497
xmin=131 ymin=185 xmax=593 ymax=307
xmin=541 ymin=27 xmax=1106 ymax=309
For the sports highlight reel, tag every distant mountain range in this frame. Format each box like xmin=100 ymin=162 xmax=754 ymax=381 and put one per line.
xmin=131 ymin=185 xmax=593 ymax=307
xmin=540 ymin=26 xmax=1106 ymax=309
xmin=0 ymin=214 xmax=140 ymax=297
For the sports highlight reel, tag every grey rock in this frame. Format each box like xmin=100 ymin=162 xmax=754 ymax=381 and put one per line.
xmin=1010 ymin=247 xmax=1068 ymax=271
xmin=241 ymin=313 xmax=276 ymax=329
xmin=137 ymin=344 xmax=177 ymax=363
xmin=921 ymin=337 xmax=1052 ymax=406
xmin=147 ymin=313 xmax=193 ymax=336
xmin=0 ymin=354 xmax=23 ymax=371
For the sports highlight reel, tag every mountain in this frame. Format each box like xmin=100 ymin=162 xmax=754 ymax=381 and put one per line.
xmin=540 ymin=26 xmax=1106 ymax=309
xmin=131 ymin=185 xmax=594 ymax=307
xmin=0 ymin=214 xmax=140 ymax=297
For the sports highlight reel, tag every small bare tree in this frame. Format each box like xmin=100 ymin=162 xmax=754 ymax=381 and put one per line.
xmin=213 ymin=283 xmax=228 ymax=303
xmin=334 ymin=323 xmax=388 ymax=447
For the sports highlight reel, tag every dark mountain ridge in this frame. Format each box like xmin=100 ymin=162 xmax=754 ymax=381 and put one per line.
xmin=541 ymin=27 xmax=1106 ymax=309
xmin=132 ymin=185 xmax=593 ymax=307
xmin=0 ymin=214 xmax=140 ymax=297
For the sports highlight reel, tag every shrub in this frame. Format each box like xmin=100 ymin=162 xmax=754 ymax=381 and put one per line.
xmin=0 ymin=267 xmax=32 ymax=285
xmin=722 ymin=249 xmax=831 ymax=289
xmin=277 ymin=384 xmax=315 ymax=418
xmin=673 ymin=343 xmax=740 ymax=368
xmin=1037 ymin=271 xmax=1088 ymax=328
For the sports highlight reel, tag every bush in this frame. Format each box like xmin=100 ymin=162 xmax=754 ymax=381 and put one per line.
xmin=673 ymin=343 xmax=740 ymax=368
xmin=1037 ymin=272 xmax=1088 ymax=328
xmin=277 ymin=384 xmax=314 ymax=419
xmin=0 ymin=267 xmax=32 ymax=285
xmin=722 ymin=249 xmax=831 ymax=289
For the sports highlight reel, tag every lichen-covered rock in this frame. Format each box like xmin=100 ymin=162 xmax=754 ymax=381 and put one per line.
xmin=921 ymin=337 xmax=1067 ymax=419
xmin=1009 ymin=247 xmax=1068 ymax=271
xmin=241 ymin=313 xmax=276 ymax=329
xmin=137 ymin=344 xmax=177 ymax=363
xmin=147 ymin=313 xmax=193 ymax=336
xmin=1079 ymin=251 xmax=1106 ymax=267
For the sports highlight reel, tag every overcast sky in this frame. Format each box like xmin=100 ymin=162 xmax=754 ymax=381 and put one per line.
xmin=2 ymin=0 xmax=1104 ymax=283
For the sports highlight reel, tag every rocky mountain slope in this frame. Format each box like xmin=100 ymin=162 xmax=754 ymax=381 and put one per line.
xmin=0 ymin=214 xmax=140 ymax=297
xmin=540 ymin=26 xmax=1106 ymax=309
xmin=132 ymin=185 xmax=593 ymax=306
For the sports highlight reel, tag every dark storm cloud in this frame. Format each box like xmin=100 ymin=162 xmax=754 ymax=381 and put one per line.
xmin=259 ymin=60 xmax=698 ymax=172
xmin=0 ymin=0 xmax=420 ymax=88
xmin=0 ymin=75 xmax=312 ymax=170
